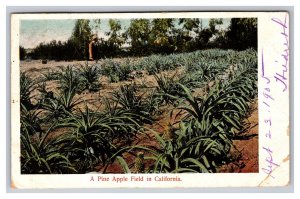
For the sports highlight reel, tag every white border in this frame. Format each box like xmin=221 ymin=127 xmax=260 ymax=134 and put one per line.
xmin=1 ymin=2 xmax=298 ymax=199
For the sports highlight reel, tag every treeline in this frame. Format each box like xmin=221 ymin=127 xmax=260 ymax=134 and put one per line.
xmin=20 ymin=18 xmax=257 ymax=61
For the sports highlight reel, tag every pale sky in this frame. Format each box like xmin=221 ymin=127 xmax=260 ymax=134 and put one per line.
xmin=20 ymin=18 xmax=230 ymax=49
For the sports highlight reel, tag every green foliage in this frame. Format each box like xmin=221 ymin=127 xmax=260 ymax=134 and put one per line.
xmin=21 ymin=104 xmax=42 ymax=135
xmin=30 ymin=20 xmax=93 ymax=60
xmin=60 ymin=106 xmax=116 ymax=172
xmin=179 ymin=18 xmax=201 ymax=32
xmin=148 ymin=66 xmax=257 ymax=173
xmin=149 ymin=126 xmax=225 ymax=173
xmin=149 ymin=19 xmax=175 ymax=53
xmin=78 ymin=64 xmax=101 ymax=92
xmin=20 ymin=46 xmax=26 ymax=60
xmin=30 ymin=40 xmax=77 ymax=61
xmin=127 ymin=19 xmax=151 ymax=55
xmin=20 ymin=72 xmax=36 ymax=109
xmin=21 ymin=48 xmax=258 ymax=174
xmin=21 ymin=124 xmax=76 ymax=174
xmin=106 ymin=19 xmax=125 ymax=50
xmin=28 ymin=17 xmax=258 ymax=60
xmin=141 ymin=53 xmax=181 ymax=75
xmin=178 ymin=58 xmax=257 ymax=138
xmin=111 ymin=49 xmax=258 ymax=173
xmin=209 ymin=18 xmax=223 ymax=34
xmin=112 ymin=83 xmax=141 ymax=111
xmin=100 ymin=60 xmax=133 ymax=82
xmin=56 ymin=65 xmax=85 ymax=93
xmin=90 ymin=19 xmax=101 ymax=33
xmin=111 ymin=83 xmax=157 ymax=122
xmin=39 ymin=86 xmax=82 ymax=122
xmin=197 ymin=28 xmax=213 ymax=47
xmin=226 ymin=18 xmax=257 ymax=50
xmin=154 ymin=73 xmax=182 ymax=105
xmin=61 ymin=104 xmax=143 ymax=172
xmin=70 ymin=19 xmax=92 ymax=60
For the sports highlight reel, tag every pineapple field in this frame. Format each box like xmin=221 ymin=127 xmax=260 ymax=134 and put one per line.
xmin=20 ymin=48 xmax=258 ymax=174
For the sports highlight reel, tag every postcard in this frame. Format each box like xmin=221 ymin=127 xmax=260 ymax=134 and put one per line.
xmin=10 ymin=12 xmax=290 ymax=188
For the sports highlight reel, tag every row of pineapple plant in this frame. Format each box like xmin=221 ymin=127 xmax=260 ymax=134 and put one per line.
xmin=109 ymin=50 xmax=258 ymax=173
xmin=98 ymin=48 xmax=256 ymax=83
xmin=20 ymin=48 xmax=257 ymax=174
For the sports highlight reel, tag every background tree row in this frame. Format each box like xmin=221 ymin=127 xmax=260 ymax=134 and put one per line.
xmin=20 ymin=18 xmax=257 ymax=60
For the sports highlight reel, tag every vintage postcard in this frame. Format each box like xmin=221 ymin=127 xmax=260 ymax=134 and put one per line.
xmin=10 ymin=12 xmax=290 ymax=189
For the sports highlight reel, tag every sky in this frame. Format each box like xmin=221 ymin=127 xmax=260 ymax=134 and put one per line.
xmin=20 ymin=18 xmax=230 ymax=49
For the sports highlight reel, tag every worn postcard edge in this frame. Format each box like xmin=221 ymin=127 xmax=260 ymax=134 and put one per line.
xmin=10 ymin=12 xmax=290 ymax=189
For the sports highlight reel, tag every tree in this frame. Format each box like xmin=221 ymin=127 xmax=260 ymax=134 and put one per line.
xmin=127 ymin=19 xmax=151 ymax=55
xmin=90 ymin=19 xmax=101 ymax=34
xmin=176 ymin=18 xmax=201 ymax=52
xmin=209 ymin=18 xmax=223 ymax=35
xmin=150 ymin=18 xmax=174 ymax=52
xmin=191 ymin=18 xmax=223 ymax=49
xmin=70 ymin=19 xmax=92 ymax=60
xmin=179 ymin=18 xmax=201 ymax=32
xmin=20 ymin=46 xmax=26 ymax=60
xmin=197 ymin=28 xmax=213 ymax=48
xmin=226 ymin=18 xmax=257 ymax=50
xmin=204 ymin=18 xmax=225 ymax=48
xmin=106 ymin=19 xmax=125 ymax=51
xmin=150 ymin=18 xmax=174 ymax=53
